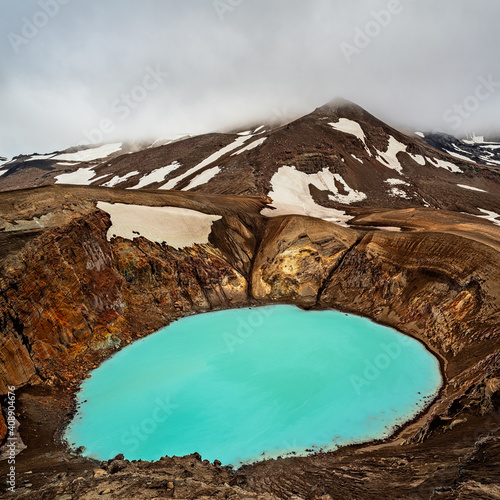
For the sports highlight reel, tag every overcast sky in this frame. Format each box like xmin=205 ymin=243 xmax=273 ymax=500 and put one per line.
xmin=1 ymin=0 xmax=500 ymax=157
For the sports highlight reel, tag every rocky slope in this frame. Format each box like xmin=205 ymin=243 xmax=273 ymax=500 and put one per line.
xmin=0 ymin=184 xmax=499 ymax=498
xmin=2 ymin=101 xmax=500 ymax=224
xmin=423 ymin=132 xmax=500 ymax=168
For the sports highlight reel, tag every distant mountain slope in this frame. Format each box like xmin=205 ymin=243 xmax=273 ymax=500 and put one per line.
xmin=422 ymin=132 xmax=500 ymax=167
xmin=1 ymin=99 xmax=500 ymax=226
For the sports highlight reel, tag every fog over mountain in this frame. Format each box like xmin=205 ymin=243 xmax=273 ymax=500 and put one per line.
xmin=1 ymin=0 xmax=500 ymax=158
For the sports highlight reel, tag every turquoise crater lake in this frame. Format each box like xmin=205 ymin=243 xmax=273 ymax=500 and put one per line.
xmin=65 ymin=305 xmax=442 ymax=466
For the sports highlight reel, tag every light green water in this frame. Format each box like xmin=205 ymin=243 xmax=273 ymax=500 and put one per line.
xmin=65 ymin=305 xmax=442 ymax=466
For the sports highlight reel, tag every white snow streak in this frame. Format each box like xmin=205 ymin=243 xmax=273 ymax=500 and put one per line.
xmin=53 ymin=143 xmax=122 ymax=162
xmin=103 ymin=171 xmax=140 ymax=188
xmin=183 ymin=166 xmax=221 ymax=191
xmin=130 ymin=162 xmax=182 ymax=189
xmin=445 ymin=150 xmax=471 ymax=162
xmin=457 ymin=184 xmax=487 ymax=193
xmin=231 ymin=137 xmax=267 ymax=155
xmin=161 ymin=136 xmax=249 ymax=190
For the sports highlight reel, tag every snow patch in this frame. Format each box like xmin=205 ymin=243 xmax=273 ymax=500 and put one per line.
xmin=25 ymin=154 xmax=55 ymax=161
xmin=457 ymin=184 xmax=487 ymax=193
xmin=464 ymin=135 xmax=485 ymax=144
xmin=183 ymin=166 xmax=221 ymax=191
xmin=261 ymin=165 xmax=363 ymax=226
xmin=389 ymin=187 xmax=411 ymax=199
xmin=476 ymin=209 xmax=500 ymax=226
xmin=53 ymin=143 xmax=122 ymax=162
xmin=445 ymin=150 xmax=471 ymax=162
xmin=385 ymin=178 xmax=410 ymax=186
xmin=92 ymin=174 xmax=112 ymax=183
xmin=150 ymin=134 xmax=189 ymax=148
xmin=231 ymin=137 xmax=267 ymax=155
xmin=375 ymin=226 xmax=401 ymax=232
xmin=375 ymin=136 xmax=407 ymax=174
xmin=130 ymin=162 xmax=182 ymax=189
xmin=329 ymin=119 xmax=367 ymax=148
xmin=429 ymin=158 xmax=462 ymax=173
xmin=415 ymin=132 xmax=425 ymax=138
xmin=97 ymin=202 xmax=222 ymax=249
xmin=407 ymin=153 xmax=426 ymax=165
xmin=55 ymin=167 xmax=97 ymax=185
xmin=482 ymin=157 xmax=500 ymax=166
xmin=0 ymin=169 xmax=8 ymax=177
xmin=102 ymin=171 xmax=140 ymax=188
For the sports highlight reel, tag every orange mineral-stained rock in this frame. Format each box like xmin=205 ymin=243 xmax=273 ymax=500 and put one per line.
xmin=0 ymin=193 xmax=255 ymax=394
xmin=0 ymin=336 xmax=37 ymax=394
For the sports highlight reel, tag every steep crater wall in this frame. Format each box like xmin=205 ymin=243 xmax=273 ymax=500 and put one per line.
xmin=0 ymin=197 xmax=499 ymax=449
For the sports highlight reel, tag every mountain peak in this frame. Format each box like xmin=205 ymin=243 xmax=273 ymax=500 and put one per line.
xmin=311 ymin=98 xmax=378 ymax=124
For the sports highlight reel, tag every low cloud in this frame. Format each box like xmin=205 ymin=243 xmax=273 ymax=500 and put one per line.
xmin=1 ymin=0 xmax=500 ymax=157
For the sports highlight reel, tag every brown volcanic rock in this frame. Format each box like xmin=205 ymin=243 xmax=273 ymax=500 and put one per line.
xmin=319 ymin=228 xmax=500 ymax=354
xmin=0 ymin=186 xmax=500 ymax=499
xmin=0 ymin=210 xmax=125 ymax=392
xmin=251 ymin=215 xmax=360 ymax=306
xmin=0 ymin=186 xmax=263 ymax=396
xmin=112 ymin=235 xmax=248 ymax=321
xmin=9 ymin=453 xmax=280 ymax=499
